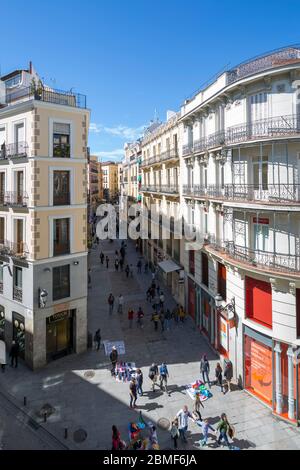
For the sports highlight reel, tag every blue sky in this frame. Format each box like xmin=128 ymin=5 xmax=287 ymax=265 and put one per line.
xmin=2 ymin=0 xmax=300 ymax=161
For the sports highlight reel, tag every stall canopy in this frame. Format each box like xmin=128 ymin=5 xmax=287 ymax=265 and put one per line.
xmin=158 ymin=260 xmax=181 ymax=273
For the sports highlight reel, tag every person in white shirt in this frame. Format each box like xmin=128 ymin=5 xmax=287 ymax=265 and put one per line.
xmin=117 ymin=294 xmax=124 ymax=314
xmin=176 ymin=405 xmax=194 ymax=443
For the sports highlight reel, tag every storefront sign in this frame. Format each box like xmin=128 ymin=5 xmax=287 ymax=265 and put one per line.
xmin=48 ymin=310 xmax=69 ymax=324
xmin=220 ymin=316 xmax=228 ymax=351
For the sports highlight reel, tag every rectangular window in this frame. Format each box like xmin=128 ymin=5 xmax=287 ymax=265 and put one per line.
xmin=202 ymin=252 xmax=208 ymax=287
xmin=245 ymin=276 xmax=272 ymax=328
xmin=0 ymin=217 xmax=4 ymax=244
xmin=218 ymin=262 xmax=227 ymax=301
xmin=53 ymin=265 xmax=70 ymax=301
xmin=53 ymin=218 xmax=70 ymax=256
xmin=53 ymin=171 xmax=70 ymax=205
xmin=53 ymin=123 xmax=70 ymax=158
xmin=15 ymin=219 xmax=24 ymax=255
xmin=13 ymin=266 xmax=23 ymax=302
xmin=189 ymin=250 xmax=195 ymax=276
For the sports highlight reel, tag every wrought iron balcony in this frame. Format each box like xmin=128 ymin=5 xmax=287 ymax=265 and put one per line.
xmin=53 ymin=240 xmax=70 ymax=256
xmin=160 ymin=148 xmax=179 ymax=162
xmin=0 ymin=240 xmax=29 ymax=259
xmin=5 ymin=85 xmax=86 ymax=109
xmin=141 ymin=156 xmax=159 ymax=167
xmin=0 ymin=281 xmax=3 ymax=294
xmin=193 ymin=137 xmax=207 ymax=153
xmin=182 ymin=184 xmax=208 ymax=197
xmin=13 ymin=286 xmax=22 ymax=302
xmin=141 ymin=184 xmax=179 ymax=195
xmin=5 ymin=191 xmax=29 ymax=207
xmin=5 ymin=142 xmax=28 ymax=159
xmin=182 ymin=144 xmax=193 ymax=156
xmin=223 ymin=241 xmax=300 ymax=274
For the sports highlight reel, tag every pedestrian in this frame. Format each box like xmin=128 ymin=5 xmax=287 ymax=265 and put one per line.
xmin=9 ymin=341 xmax=19 ymax=368
xmin=165 ymin=309 xmax=172 ymax=330
xmin=106 ymin=255 xmax=109 ymax=269
xmin=108 ymin=293 xmax=115 ymax=314
xmin=215 ymin=362 xmax=224 ymax=393
xmin=115 ymin=258 xmax=119 ymax=271
xmin=100 ymin=251 xmax=104 ymax=264
xmin=216 ymin=413 xmax=232 ymax=448
xmin=172 ymin=304 xmax=179 ymax=324
xmin=151 ymin=270 xmax=156 ymax=282
xmin=88 ymin=268 xmax=92 ymax=288
xmin=151 ymin=311 xmax=159 ymax=331
xmin=129 ymin=377 xmax=137 ymax=408
xmin=179 ymin=306 xmax=185 ymax=323
xmin=136 ymin=369 xmax=143 ymax=396
xmin=129 ymin=264 xmax=134 ymax=278
xmin=137 ymin=259 xmax=142 ymax=274
xmin=200 ymin=354 xmax=211 ymax=388
xmin=112 ymin=425 xmax=126 ymax=450
xmin=119 ymin=257 xmax=124 ymax=271
xmin=110 ymin=346 xmax=118 ymax=376
xmin=193 ymin=392 xmax=204 ymax=420
xmin=148 ymin=363 xmax=159 ymax=391
xmin=159 ymin=291 xmax=165 ymax=307
xmin=170 ymin=418 xmax=180 ymax=449
xmin=137 ymin=307 xmax=144 ymax=328
xmin=94 ymin=329 xmax=101 ymax=351
xmin=149 ymin=425 xmax=158 ymax=448
xmin=159 ymin=310 xmax=165 ymax=332
xmin=125 ymin=264 xmax=130 ymax=278
xmin=224 ymin=360 xmax=233 ymax=393
xmin=159 ymin=362 xmax=169 ymax=394
xmin=128 ymin=308 xmax=134 ymax=328
xmin=115 ymin=249 xmax=119 ymax=257
xmin=200 ymin=419 xmax=216 ymax=448
xmin=176 ymin=406 xmax=194 ymax=443
xmin=117 ymin=294 xmax=124 ymax=314
xmin=144 ymin=262 xmax=149 ymax=274
xmin=120 ymin=246 xmax=125 ymax=260
xmin=146 ymin=287 xmax=152 ymax=302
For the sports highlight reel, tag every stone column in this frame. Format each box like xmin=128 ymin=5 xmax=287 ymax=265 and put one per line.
xmin=287 ymin=346 xmax=295 ymax=420
xmin=274 ymin=342 xmax=283 ymax=415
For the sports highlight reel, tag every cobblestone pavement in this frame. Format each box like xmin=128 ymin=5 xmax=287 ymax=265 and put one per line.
xmin=1 ymin=238 xmax=300 ymax=450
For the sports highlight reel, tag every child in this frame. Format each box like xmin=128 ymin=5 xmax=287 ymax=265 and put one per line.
xmin=193 ymin=392 xmax=204 ymax=420
xmin=200 ymin=419 xmax=216 ymax=447
xmin=170 ymin=418 xmax=180 ymax=449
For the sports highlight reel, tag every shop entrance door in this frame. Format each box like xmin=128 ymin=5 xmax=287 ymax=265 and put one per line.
xmin=46 ymin=311 xmax=74 ymax=362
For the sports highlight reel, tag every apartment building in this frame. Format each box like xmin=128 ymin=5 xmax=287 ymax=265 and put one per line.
xmin=0 ymin=64 xmax=89 ymax=369
xmin=88 ymin=154 xmax=100 ymax=213
xmin=140 ymin=113 xmax=185 ymax=305
xmin=102 ymin=161 xmax=119 ymax=202
xmin=180 ymin=45 xmax=300 ymax=422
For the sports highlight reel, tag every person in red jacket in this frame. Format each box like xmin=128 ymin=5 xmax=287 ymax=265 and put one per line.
xmin=128 ymin=309 xmax=134 ymax=329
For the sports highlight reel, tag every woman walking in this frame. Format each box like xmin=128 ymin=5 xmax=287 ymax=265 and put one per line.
xmin=170 ymin=418 xmax=180 ymax=449
xmin=136 ymin=369 xmax=143 ymax=396
xmin=215 ymin=362 xmax=224 ymax=393
xmin=216 ymin=413 xmax=232 ymax=448
xmin=193 ymin=392 xmax=204 ymax=420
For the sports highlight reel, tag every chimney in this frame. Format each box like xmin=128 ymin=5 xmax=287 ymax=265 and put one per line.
xmin=29 ymin=61 xmax=32 ymax=74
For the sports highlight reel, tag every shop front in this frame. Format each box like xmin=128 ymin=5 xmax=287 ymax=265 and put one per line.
xmin=200 ymin=288 xmax=215 ymax=346
xmin=216 ymin=311 xmax=229 ymax=358
xmin=46 ymin=310 xmax=75 ymax=362
xmin=12 ymin=312 xmax=25 ymax=359
xmin=188 ymin=277 xmax=195 ymax=320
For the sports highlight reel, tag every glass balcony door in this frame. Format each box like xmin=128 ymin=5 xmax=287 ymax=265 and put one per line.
xmin=253 ymin=156 xmax=268 ymax=200
xmin=254 ymin=222 xmax=269 ymax=253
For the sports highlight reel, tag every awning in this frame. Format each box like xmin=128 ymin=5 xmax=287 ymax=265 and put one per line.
xmin=158 ymin=259 xmax=181 ymax=274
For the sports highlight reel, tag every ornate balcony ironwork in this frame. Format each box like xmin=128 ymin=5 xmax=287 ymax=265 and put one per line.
xmin=5 ymin=85 xmax=86 ymax=109
xmin=224 ymin=241 xmax=300 ymax=273
xmin=5 ymin=142 xmax=28 ymax=159
xmin=160 ymin=148 xmax=179 ymax=162
xmin=5 ymin=191 xmax=29 ymax=207
xmin=13 ymin=286 xmax=23 ymax=302
xmin=140 ymin=184 xmax=179 ymax=195
xmin=182 ymin=144 xmax=193 ymax=156
xmin=0 ymin=240 xmax=28 ymax=259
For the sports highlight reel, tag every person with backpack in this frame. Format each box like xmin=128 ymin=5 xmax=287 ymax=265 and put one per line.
xmin=148 ymin=363 xmax=159 ymax=391
xmin=108 ymin=293 xmax=115 ymax=314
xmin=216 ymin=413 xmax=232 ymax=448
xmin=215 ymin=363 xmax=224 ymax=393
xmin=200 ymin=354 xmax=211 ymax=388
xmin=159 ymin=362 xmax=169 ymax=394
xmin=224 ymin=360 xmax=233 ymax=393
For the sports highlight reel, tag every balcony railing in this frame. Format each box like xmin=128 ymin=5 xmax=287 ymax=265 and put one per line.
xmin=141 ymin=184 xmax=179 ymax=194
xmin=182 ymin=114 xmax=300 ymax=156
xmin=183 ymin=183 xmax=300 ymax=203
xmin=0 ymin=281 xmax=3 ymax=294
xmin=224 ymin=241 xmax=300 ymax=273
xmin=53 ymin=241 xmax=70 ymax=256
xmin=3 ymin=142 xmax=28 ymax=159
xmin=0 ymin=240 xmax=28 ymax=259
xmin=5 ymin=86 xmax=87 ymax=109
xmin=160 ymin=148 xmax=179 ymax=162
xmin=13 ymin=286 xmax=22 ymax=302
xmin=53 ymin=143 xmax=70 ymax=158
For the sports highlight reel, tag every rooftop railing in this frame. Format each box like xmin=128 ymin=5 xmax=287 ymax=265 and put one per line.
xmin=4 ymin=86 xmax=86 ymax=109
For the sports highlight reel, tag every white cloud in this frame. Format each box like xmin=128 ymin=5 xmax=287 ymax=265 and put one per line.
xmin=89 ymin=122 xmax=145 ymax=141
xmin=92 ymin=149 xmax=124 ymax=162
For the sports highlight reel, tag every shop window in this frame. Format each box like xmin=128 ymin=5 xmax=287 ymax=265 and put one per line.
xmin=217 ymin=262 xmax=226 ymax=301
xmin=202 ymin=252 xmax=208 ymax=287
xmin=189 ymin=250 xmax=195 ymax=276
xmin=245 ymin=276 xmax=272 ymax=328
xmin=244 ymin=334 xmax=272 ymax=405
xmin=53 ymin=265 xmax=70 ymax=301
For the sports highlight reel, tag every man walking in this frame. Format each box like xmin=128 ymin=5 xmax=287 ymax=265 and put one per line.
xmin=176 ymin=406 xmax=194 ymax=443
xmin=128 ymin=308 xmax=134 ymax=328
xmin=159 ymin=362 xmax=169 ymax=394
xmin=137 ymin=259 xmax=142 ymax=274
xmin=94 ymin=329 xmax=101 ymax=351
xmin=136 ymin=369 xmax=143 ymax=396
xmin=109 ymin=346 xmax=118 ymax=376
xmin=224 ymin=360 xmax=233 ymax=393
xmin=200 ymin=354 xmax=211 ymax=388
xmin=99 ymin=251 xmax=104 ymax=264
xmin=165 ymin=309 xmax=172 ymax=330
xmin=106 ymin=255 xmax=109 ymax=269
xmin=117 ymin=294 xmax=124 ymax=314
xmin=137 ymin=307 xmax=144 ymax=328
xmin=108 ymin=293 xmax=115 ymax=315
xmin=148 ymin=363 xmax=159 ymax=392
xmin=125 ymin=264 xmax=130 ymax=278
xmin=129 ymin=377 xmax=138 ymax=408
xmin=9 ymin=341 xmax=19 ymax=368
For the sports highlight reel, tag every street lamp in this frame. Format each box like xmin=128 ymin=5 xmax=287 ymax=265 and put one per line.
xmin=2 ymin=264 xmax=12 ymax=277
xmin=215 ymin=294 xmax=236 ymax=322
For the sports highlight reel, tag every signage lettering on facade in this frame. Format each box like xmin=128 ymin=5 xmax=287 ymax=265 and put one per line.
xmin=48 ymin=310 xmax=69 ymax=323
xmin=253 ymin=217 xmax=269 ymax=225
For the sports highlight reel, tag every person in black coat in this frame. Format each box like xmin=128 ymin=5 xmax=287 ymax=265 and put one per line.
xmin=10 ymin=341 xmax=19 ymax=368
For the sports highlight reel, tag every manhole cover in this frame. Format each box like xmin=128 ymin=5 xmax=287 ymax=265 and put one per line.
xmin=84 ymin=370 xmax=95 ymax=379
xmin=73 ymin=428 xmax=88 ymax=443
xmin=157 ymin=418 xmax=170 ymax=430
xmin=37 ymin=403 xmax=55 ymax=418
